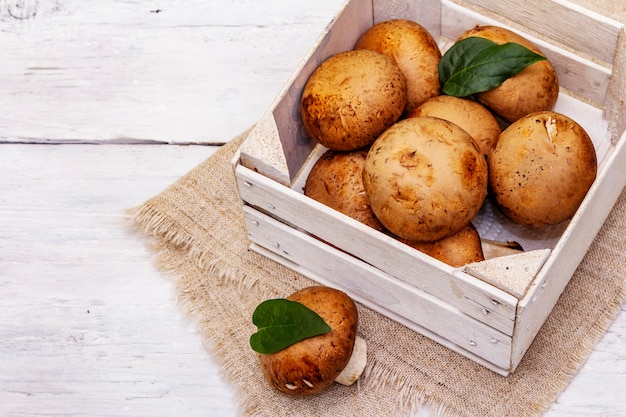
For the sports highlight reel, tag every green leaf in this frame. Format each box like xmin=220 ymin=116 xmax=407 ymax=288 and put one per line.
xmin=250 ymin=299 xmax=332 ymax=354
xmin=438 ymin=37 xmax=547 ymax=97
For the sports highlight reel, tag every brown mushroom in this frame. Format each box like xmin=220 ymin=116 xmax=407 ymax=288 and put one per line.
xmin=363 ymin=116 xmax=488 ymax=242
xmin=488 ymin=111 xmax=597 ymax=227
xmin=304 ymin=148 xmax=385 ymax=231
xmin=355 ymin=19 xmax=442 ymax=115
xmin=258 ymin=286 xmax=366 ymax=396
xmin=408 ymin=95 xmax=502 ymax=156
xmin=456 ymin=25 xmax=559 ymax=123
xmin=300 ymin=49 xmax=407 ymax=151
xmin=399 ymin=222 xmax=485 ymax=267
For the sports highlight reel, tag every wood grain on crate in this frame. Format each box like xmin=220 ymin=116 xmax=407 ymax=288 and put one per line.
xmin=461 ymin=0 xmax=623 ymax=64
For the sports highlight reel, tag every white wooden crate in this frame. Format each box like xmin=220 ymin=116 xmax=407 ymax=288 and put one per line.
xmin=231 ymin=0 xmax=626 ymax=375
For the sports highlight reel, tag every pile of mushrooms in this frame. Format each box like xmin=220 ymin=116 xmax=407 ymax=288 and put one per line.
xmin=299 ymin=19 xmax=597 ymax=266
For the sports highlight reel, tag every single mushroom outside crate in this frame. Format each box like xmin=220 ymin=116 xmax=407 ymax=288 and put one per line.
xmin=253 ymin=286 xmax=367 ymax=396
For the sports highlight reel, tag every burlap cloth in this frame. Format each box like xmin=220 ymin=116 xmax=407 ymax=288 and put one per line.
xmin=131 ymin=2 xmax=626 ymax=415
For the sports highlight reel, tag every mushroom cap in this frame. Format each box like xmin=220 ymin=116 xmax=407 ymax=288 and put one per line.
xmin=408 ymin=95 xmax=502 ymax=156
xmin=363 ymin=116 xmax=488 ymax=242
xmin=258 ymin=286 xmax=358 ymax=396
xmin=488 ymin=111 xmax=597 ymax=227
xmin=399 ymin=222 xmax=485 ymax=267
xmin=456 ymin=25 xmax=559 ymax=123
xmin=300 ymin=49 xmax=407 ymax=151
xmin=304 ymin=148 xmax=385 ymax=231
xmin=355 ymin=19 xmax=441 ymax=115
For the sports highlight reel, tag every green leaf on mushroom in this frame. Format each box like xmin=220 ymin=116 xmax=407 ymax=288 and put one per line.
xmin=438 ymin=37 xmax=547 ymax=97
xmin=250 ymin=298 xmax=332 ymax=354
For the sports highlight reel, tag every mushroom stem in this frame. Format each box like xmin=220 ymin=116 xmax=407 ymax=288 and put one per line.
xmin=334 ymin=336 xmax=367 ymax=386
xmin=481 ymin=239 xmax=524 ymax=260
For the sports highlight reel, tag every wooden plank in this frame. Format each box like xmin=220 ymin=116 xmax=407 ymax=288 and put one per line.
xmin=372 ymin=0 xmax=442 ymax=36
xmin=0 ymin=143 xmax=238 ymax=417
xmin=605 ymin=28 xmax=626 ymax=143
xmin=462 ymin=0 xmax=623 ymax=65
xmin=271 ymin=0 xmax=372 ymax=181
xmin=243 ymin=205 xmax=513 ymax=372
xmin=235 ymin=164 xmax=518 ymax=335
xmin=0 ymin=0 xmax=343 ymax=144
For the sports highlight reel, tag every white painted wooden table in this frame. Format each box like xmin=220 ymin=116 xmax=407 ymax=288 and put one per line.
xmin=1 ymin=1 xmax=624 ymax=416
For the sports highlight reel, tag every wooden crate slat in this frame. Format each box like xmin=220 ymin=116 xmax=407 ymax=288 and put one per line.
xmin=236 ymin=164 xmax=518 ymax=335
xmin=269 ymin=0 xmax=373 ymax=182
xmin=372 ymin=0 xmax=443 ymax=36
xmin=243 ymin=205 xmax=513 ymax=371
xmin=461 ymin=0 xmax=623 ymax=65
